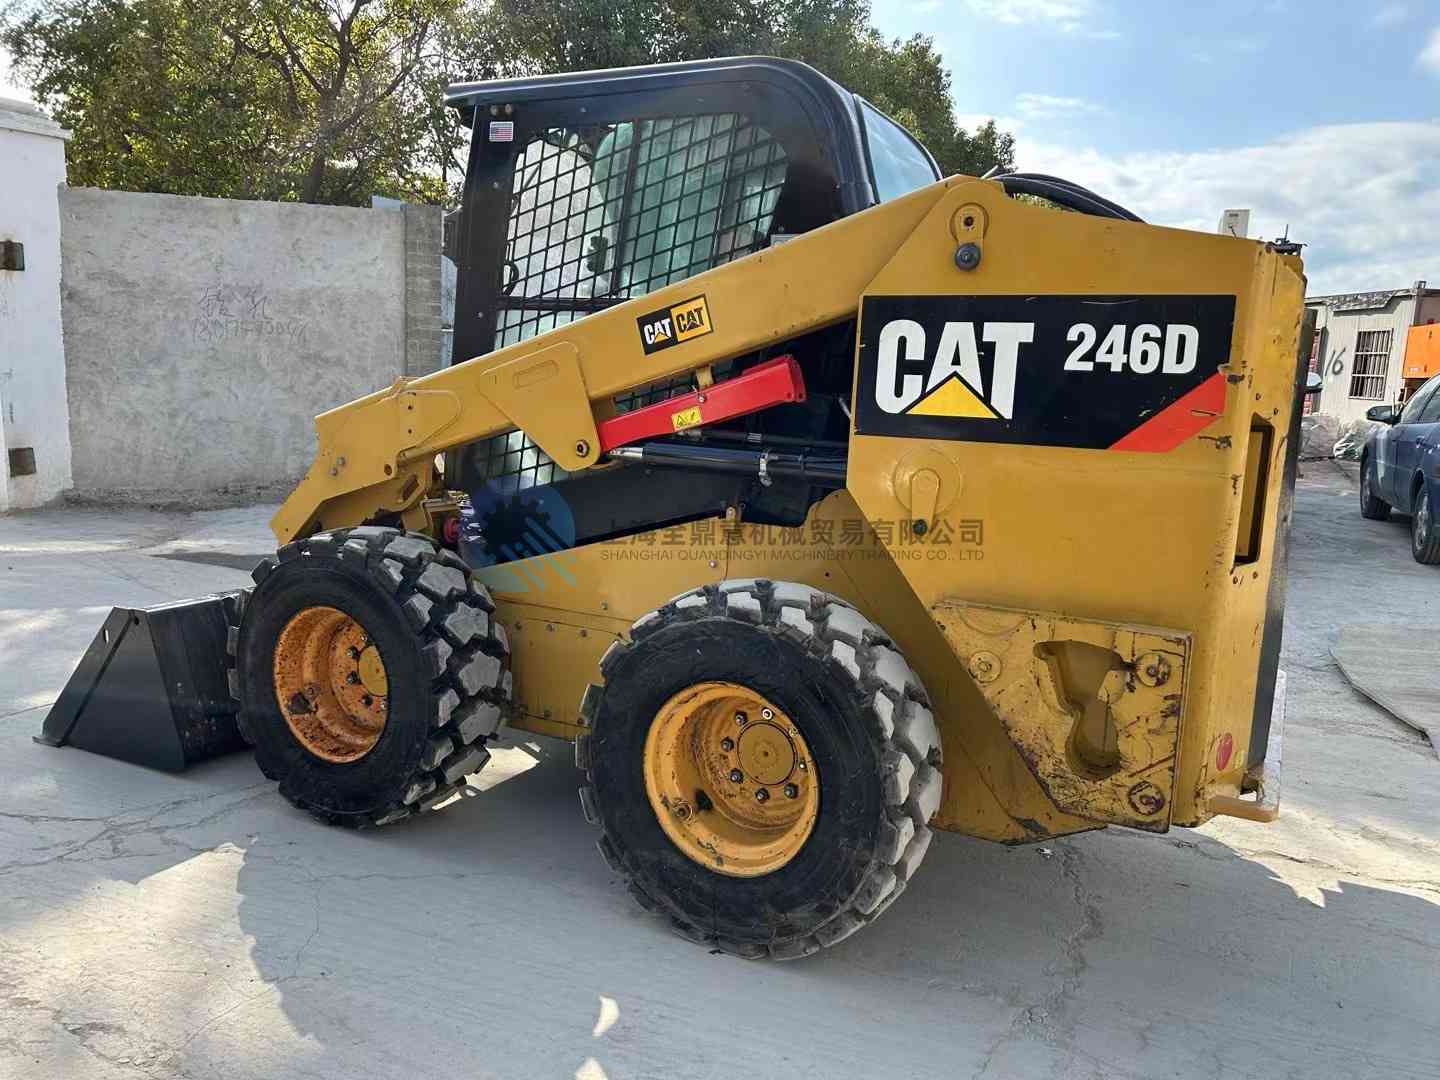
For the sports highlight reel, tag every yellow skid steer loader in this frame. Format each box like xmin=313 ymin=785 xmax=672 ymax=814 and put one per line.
xmin=42 ymin=58 xmax=1308 ymax=959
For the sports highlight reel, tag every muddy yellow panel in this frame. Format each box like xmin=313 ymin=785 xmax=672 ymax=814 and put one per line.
xmin=845 ymin=180 xmax=1303 ymax=830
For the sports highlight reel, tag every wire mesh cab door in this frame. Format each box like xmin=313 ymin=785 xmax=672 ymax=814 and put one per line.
xmin=445 ymin=59 xmax=870 ymax=494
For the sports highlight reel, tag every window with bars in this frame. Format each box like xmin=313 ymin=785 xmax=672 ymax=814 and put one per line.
xmin=1349 ymin=330 xmax=1392 ymax=400
xmin=471 ymin=112 xmax=789 ymax=489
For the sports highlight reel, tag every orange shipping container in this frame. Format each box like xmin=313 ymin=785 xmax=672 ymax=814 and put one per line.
xmin=1404 ymin=323 xmax=1440 ymax=379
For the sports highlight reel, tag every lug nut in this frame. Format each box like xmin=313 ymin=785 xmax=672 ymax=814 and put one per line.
xmin=346 ymin=671 xmax=360 ymax=684
xmin=754 ymin=788 xmax=770 ymax=803
xmin=361 ymin=694 xmax=374 ymax=707
xmin=720 ymin=737 xmax=735 ymax=752
xmin=760 ymin=707 xmax=774 ymax=721
xmin=347 ymin=646 xmax=361 ymax=660
xmin=729 ymin=769 xmax=743 ymax=783
xmin=735 ymin=710 xmax=748 ymax=725
xmin=783 ymin=783 xmax=799 ymax=799
xmin=798 ymin=761 xmax=807 ymax=771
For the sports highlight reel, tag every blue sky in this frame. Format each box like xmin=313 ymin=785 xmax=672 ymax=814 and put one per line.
xmin=870 ymin=0 xmax=1440 ymax=293
xmin=5 ymin=0 xmax=1437 ymax=293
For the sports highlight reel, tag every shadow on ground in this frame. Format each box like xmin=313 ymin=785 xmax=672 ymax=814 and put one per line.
xmin=4 ymin=711 xmax=1437 ymax=1078
xmin=213 ymin=737 xmax=1439 ymax=1080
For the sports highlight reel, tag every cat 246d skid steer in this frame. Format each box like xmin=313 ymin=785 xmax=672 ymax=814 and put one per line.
xmin=43 ymin=58 xmax=1310 ymax=959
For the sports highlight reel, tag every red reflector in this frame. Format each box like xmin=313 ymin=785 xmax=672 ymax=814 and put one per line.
xmin=1215 ymin=732 xmax=1234 ymax=772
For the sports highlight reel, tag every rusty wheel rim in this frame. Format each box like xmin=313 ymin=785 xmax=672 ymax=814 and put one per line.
xmin=643 ymin=681 xmax=819 ymax=878
xmin=272 ymin=605 xmax=388 ymax=763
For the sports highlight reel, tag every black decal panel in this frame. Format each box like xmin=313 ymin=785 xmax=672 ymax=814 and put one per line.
xmin=853 ymin=294 xmax=1237 ymax=450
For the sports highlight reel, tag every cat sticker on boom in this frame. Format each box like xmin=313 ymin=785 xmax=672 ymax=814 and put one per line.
xmin=853 ymin=294 xmax=1237 ymax=451
xmin=638 ymin=294 xmax=714 ymax=355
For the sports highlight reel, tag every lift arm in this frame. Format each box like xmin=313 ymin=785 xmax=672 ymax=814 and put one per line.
xmin=270 ymin=180 xmax=953 ymax=544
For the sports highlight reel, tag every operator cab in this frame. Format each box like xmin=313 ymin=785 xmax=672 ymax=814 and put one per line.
xmin=445 ymin=56 xmax=939 ymax=361
xmin=442 ymin=57 xmax=942 ymax=560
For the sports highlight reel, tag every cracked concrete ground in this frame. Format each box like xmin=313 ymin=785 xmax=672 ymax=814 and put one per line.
xmin=2 ymin=466 xmax=1437 ymax=1080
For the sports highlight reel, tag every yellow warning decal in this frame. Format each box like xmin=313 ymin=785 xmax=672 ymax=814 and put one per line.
xmin=671 ymin=406 xmax=703 ymax=431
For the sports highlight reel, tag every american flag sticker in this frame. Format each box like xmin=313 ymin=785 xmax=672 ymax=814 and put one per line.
xmin=488 ymin=120 xmax=515 ymax=143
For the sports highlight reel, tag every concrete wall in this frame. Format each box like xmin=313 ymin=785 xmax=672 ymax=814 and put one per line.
xmin=59 ymin=189 xmax=441 ymax=504
xmin=0 ymin=98 xmax=73 ymax=510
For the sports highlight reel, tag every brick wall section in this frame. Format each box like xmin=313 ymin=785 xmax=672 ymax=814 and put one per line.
xmin=403 ymin=203 xmax=445 ymax=376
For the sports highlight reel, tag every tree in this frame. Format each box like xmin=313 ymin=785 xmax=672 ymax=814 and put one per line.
xmin=466 ymin=0 xmax=1015 ymax=179
xmin=1 ymin=0 xmax=1014 ymax=202
xmin=2 ymin=0 xmax=461 ymax=203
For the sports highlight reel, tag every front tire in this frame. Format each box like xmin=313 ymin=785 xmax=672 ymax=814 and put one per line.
xmin=1412 ymin=485 xmax=1440 ymax=564
xmin=237 ymin=527 xmax=510 ymax=826
xmin=1359 ymin=456 xmax=1390 ymax=520
xmin=578 ymin=580 xmax=943 ymax=959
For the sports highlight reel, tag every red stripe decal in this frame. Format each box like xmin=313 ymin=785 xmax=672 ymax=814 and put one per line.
xmin=1108 ymin=372 xmax=1228 ymax=453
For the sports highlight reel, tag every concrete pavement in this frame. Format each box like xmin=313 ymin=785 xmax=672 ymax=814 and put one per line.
xmin=1 ymin=469 xmax=1437 ymax=1079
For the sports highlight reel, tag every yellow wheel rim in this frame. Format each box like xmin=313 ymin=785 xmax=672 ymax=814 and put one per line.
xmin=643 ymin=681 xmax=819 ymax=878
xmin=272 ymin=605 xmax=388 ymax=763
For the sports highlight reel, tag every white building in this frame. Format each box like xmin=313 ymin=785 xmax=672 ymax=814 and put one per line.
xmin=0 ymin=97 xmax=72 ymax=510
xmin=1305 ymin=284 xmax=1440 ymax=424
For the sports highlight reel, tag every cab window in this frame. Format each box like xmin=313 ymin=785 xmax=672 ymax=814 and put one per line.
xmin=1399 ymin=376 xmax=1440 ymax=424
xmin=1417 ymin=376 xmax=1440 ymax=423
xmin=858 ymin=99 xmax=939 ymax=203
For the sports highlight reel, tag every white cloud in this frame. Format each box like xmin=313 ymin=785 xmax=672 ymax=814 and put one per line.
xmin=1372 ymin=4 xmax=1410 ymax=27
xmin=1014 ymin=121 xmax=1440 ymax=294
xmin=1420 ymin=27 xmax=1440 ymax=73
xmin=962 ymin=0 xmax=1119 ymax=39
xmin=1014 ymin=93 xmax=1103 ymax=120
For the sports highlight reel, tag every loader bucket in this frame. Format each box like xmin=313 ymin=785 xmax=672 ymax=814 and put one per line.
xmin=37 ymin=593 xmax=249 ymax=771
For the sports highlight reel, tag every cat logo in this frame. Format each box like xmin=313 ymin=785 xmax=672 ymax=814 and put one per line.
xmin=875 ymin=318 xmax=1030 ymax=421
xmin=854 ymin=294 xmax=1237 ymax=451
xmin=638 ymin=294 xmax=713 ymax=355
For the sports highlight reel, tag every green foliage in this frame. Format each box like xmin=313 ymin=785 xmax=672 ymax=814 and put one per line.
xmin=3 ymin=0 xmax=461 ymax=203
xmin=1 ymin=0 xmax=1014 ymax=204
xmin=466 ymin=0 xmax=1015 ymax=179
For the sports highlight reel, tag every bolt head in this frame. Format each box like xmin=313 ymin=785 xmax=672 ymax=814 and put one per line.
xmin=720 ymin=737 xmax=735 ymax=752
xmin=347 ymin=646 xmax=361 ymax=660
xmin=1135 ymin=652 xmax=1171 ymax=687
xmin=760 ymin=707 xmax=774 ymax=721
xmin=735 ymin=710 xmax=748 ymax=725
xmin=729 ymin=769 xmax=744 ymax=783
xmin=754 ymin=788 xmax=769 ymax=803
xmin=954 ymin=242 xmax=982 ymax=271
xmin=783 ymin=783 xmax=799 ymax=799
xmin=361 ymin=694 xmax=373 ymax=707
xmin=969 ymin=650 xmax=1002 ymax=683
xmin=574 ymin=439 xmax=590 ymax=457
xmin=346 ymin=671 xmax=360 ymax=684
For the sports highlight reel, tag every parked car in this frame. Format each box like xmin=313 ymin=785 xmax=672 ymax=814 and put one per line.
xmin=1359 ymin=371 xmax=1440 ymax=563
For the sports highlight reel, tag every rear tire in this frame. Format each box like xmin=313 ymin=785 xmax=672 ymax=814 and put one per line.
xmin=1359 ymin=456 xmax=1390 ymax=520
xmin=578 ymin=579 xmax=942 ymax=959
xmin=1412 ymin=485 xmax=1440 ymax=564
xmin=237 ymin=527 xmax=510 ymax=826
